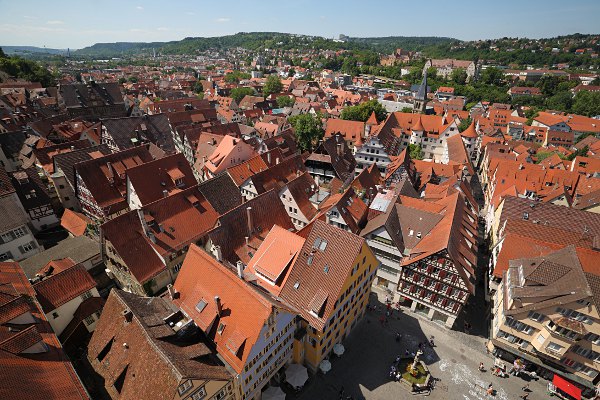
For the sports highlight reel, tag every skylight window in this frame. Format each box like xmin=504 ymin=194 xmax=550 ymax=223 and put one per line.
xmin=195 ymin=299 xmax=207 ymax=312
xmin=217 ymin=323 xmax=226 ymax=335
xmin=324 ymin=264 xmax=330 ymax=273
xmin=293 ymin=281 xmax=300 ymax=289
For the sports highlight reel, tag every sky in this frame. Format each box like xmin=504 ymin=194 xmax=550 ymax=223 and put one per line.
xmin=0 ymin=0 xmax=599 ymax=49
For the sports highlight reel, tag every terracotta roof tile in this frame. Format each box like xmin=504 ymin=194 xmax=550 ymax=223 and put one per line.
xmin=33 ymin=264 xmax=96 ymax=313
xmin=173 ymin=245 xmax=276 ymax=374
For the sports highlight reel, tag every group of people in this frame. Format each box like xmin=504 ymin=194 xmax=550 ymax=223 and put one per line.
xmin=478 ymin=361 xmax=533 ymax=398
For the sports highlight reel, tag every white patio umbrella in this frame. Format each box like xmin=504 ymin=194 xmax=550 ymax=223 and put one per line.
xmin=319 ymin=359 xmax=332 ymax=374
xmin=262 ymin=386 xmax=286 ymax=400
xmin=333 ymin=343 xmax=345 ymax=356
xmin=285 ymin=363 xmax=308 ymax=388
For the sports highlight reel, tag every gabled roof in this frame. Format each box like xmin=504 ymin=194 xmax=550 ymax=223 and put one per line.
xmin=126 ymin=153 xmax=196 ymax=206
xmin=173 ymin=245 xmax=277 ymax=374
xmin=249 ymin=155 xmax=306 ymax=195
xmin=324 ymin=119 xmax=365 ymax=143
xmin=75 ymin=146 xmax=153 ymax=214
xmin=0 ymin=262 xmax=90 ymax=400
xmin=279 ymin=220 xmax=366 ymax=331
xmin=245 ymin=225 xmax=306 ymax=297
xmin=102 ymin=186 xmax=219 ymax=285
xmin=33 ymin=264 xmax=96 ymax=313
xmin=399 ymin=193 xmax=478 ymax=294
xmin=53 ymin=144 xmax=112 ymax=190
xmin=102 ymin=114 xmax=175 ymax=153
xmin=197 ymin=173 xmax=243 ymax=215
xmin=504 ymin=246 xmax=596 ymax=315
xmin=88 ymin=289 xmax=230 ymax=399
xmin=60 ymin=209 xmax=91 ymax=237
xmin=208 ymin=191 xmax=293 ymax=265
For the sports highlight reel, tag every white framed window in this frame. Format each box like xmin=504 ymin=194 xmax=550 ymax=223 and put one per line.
xmin=0 ymin=251 xmax=12 ymax=261
xmin=546 ymin=342 xmax=563 ymax=353
xmin=177 ymin=380 xmax=193 ymax=396
xmin=84 ymin=315 xmax=95 ymax=326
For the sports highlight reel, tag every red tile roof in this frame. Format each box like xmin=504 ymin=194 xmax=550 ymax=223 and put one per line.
xmin=173 ymin=245 xmax=276 ymax=374
xmin=33 ymin=264 xmax=96 ymax=313
xmin=60 ymin=209 xmax=91 ymax=237
xmin=0 ymin=262 xmax=90 ymax=399
xmin=279 ymin=220 xmax=367 ymax=331
xmin=126 ymin=152 xmax=196 ymax=206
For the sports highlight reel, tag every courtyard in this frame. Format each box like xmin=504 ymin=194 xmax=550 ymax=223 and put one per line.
xmin=292 ymin=288 xmax=548 ymax=400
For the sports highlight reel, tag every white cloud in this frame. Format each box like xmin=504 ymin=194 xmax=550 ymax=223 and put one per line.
xmin=215 ymin=17 xmax=230 ymax=23
xmin=186 ymin=12 xmax=195 ymax=16
xmin=46 ymin=20 xmax=64 ymax=25
xmin=129 ymin=28 xmax=146 ymax=33
xmin=136 ymin=6 xmax=143 ymax=10
xmin=23 ymin=15 xmax=37 ymax=20
xmin=157 ymin=27 xmax=169 ymax=31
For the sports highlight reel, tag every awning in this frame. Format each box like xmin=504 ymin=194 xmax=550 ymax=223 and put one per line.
xmin=553 ymin=374 xmax=582 ymax=400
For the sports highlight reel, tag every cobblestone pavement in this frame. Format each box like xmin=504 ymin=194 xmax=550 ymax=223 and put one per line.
xmin=293 ymin=287 xmax=549 ymax=400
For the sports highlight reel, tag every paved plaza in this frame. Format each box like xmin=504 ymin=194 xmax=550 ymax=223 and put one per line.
xmin=293 ymin=288 xmax=548 ymax=400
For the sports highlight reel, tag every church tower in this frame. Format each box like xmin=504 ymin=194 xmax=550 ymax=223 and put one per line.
xmin=414 ymin=70 xmax=428 ymax=114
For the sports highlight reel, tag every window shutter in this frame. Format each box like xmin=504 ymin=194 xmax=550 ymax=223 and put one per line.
xmin=441 ymin=298 xmax=448 ymax=307
xmin=435 ymin=282 xmax=441 ymax=291
xmin=18 ymin=245 xmax=25 ymax=254
xmin=439 ymin=270 xmax=446 ymax=279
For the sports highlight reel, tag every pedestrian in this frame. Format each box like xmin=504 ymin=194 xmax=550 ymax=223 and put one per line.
xmin=339 ymin=386 xmax=345 ymax=399
xmin=487 ymin=383 xmax=494 ymax=396
xmin=479 ymin=362 xmax=485 ymax=372
xmin=522 ymin=383 xmax=529 ymax=392
xmin=405 ymin=349 xmax=410 ymax=356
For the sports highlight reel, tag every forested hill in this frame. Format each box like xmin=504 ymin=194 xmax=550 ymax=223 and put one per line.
xmin=74 ymin=32 xmax=457 ymax=57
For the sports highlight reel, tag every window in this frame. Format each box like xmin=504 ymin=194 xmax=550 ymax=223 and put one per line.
xmin=536 ymin=333 xmax=546 ymax=344
xmin=173 ymin=261 xmax=183 ymax=273
xmin=546 ymin=342 xmax=563 ymax=353
xmin=52 ymin=312 xmax=59 ymax=319
xmin=178 ymin=380 xmax=193 ymax=396
xmin=527 ymin=311 xmax=544 ymax=322
xmin=19 ymin=242 xmax=36 ymax=254
xmin=84 ymin=314 xmax=95 ymax=326
xmin=217 ymin=323 xmax=226 ymax=335
xmin=0 ymin=251 xmax=12 ymax=262
xmin=81 ymin=290 xmax=92 ymax=301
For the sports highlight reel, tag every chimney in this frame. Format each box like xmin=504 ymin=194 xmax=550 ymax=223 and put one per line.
xmin=267 ymin=151 xmax=272 ymax=164
xmin=167 ymin=284 xmax=178 ymax=299
xmin=245 ymin=236 xmax=249 ymax=246
xmin=214 ymin=296 xmax=222 ymax=316
xmin=214 ymin=245 xmax=222 ymax=262
xmin=337 ymin=143 xmax=343 ymax=157
xmin=246 ymin=207 xmax=253 ymax=236
xmin=162 ymin=189 xmax=169 ymax=198
xmin=276 ymin=157 xmax=280 ymax=165
xmin=236 ymin=261 xmax=244 ymax=279
xmin=326 ymin=211 xmax=331 ymax=224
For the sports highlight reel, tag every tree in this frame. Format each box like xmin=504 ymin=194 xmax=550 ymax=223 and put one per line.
xmin=230 ymin=87 xmax=255 ymax=103
xmin=401 ymin=107 xmax=413 ymax=113
xmin=288 ymin=68 xmax=296 ymax=77
xmin=572 ymin=91 xmax=600 ymax=117
xmin=193 ymin=80 xmax=204 ymax=94
xmin=458 ymin=117 xmax=472 ymax=132
xmin=567 ymin=146 xmax=589 ymax=161
xmin=340 ymin=99 xmax=387 ymax=122
xmin=288 ymin=113 xmax=324 ymax=152
xmin=263 ymin=75 xmax=283 ymax=98
xmin=0 ymin=47 xmax=5 ymax=58
xmin=224 ymin=71 xmax=251 ymax=83
xmin=451 ymin=68 xmax=468 ymax=85
xmin=408 ymin=144 xmax=424 ymax=160
xmin=276 ymin=95 xmax=295 ymax=108
xmin=546 ymin=91 xmax=573 ymax=112
xmin=118 ymin=77 xmax=127 ymax=84
xmin=480 ymin=67 xmax=503 ymax=85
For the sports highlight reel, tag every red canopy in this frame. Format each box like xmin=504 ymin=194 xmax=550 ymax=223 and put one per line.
xmin=553 ymin=374 xmax=581 ymax=400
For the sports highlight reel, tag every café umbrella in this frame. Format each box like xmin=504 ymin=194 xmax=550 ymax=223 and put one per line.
xmin=262 ymin=386 xmax=286 ymax=400
xmin=285 ymin=363 xmax=308 ymax=388
xmin=319 ymin=359 xmax=332 ymax=373
xmin=333 ymin=343 xmax=345 ymax=356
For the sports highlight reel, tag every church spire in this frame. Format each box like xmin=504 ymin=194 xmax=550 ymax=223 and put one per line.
xmin=414 ymin=70 xmax=428 ymax=114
